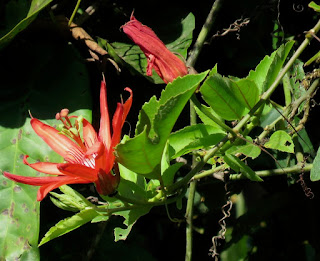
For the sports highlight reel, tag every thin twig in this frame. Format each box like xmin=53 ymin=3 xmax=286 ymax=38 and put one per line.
xmin=185 ymin=180 xmax=197 ymax=261
xmin=187 ymin=0 xmax=223 ymax=68
xmin=69 ymin=0 xmax=82 ymax=26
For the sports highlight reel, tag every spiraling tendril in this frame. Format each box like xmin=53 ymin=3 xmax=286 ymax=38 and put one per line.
xmin=293 ymin=3 xmax=304 ymax=12
xmin=209 ymin=178 xmax=233 ymax=260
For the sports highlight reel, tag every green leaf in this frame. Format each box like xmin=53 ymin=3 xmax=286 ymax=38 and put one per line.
xmin=117 ymin=164 xmax=148 ymax=201
xmin=168 ymin=124 xmax=225 ymax=159
xmin=162 ymin=162 xmax=184 ymax=187
xmin=0 ymin=40 xmax=91 ymax=259
xmin=264 ymin=130 xmax=294 ymax=153
xmin=50 ymin=185 xmax=95 ymax=212
xmin=194 ymin=104 xmax=224 ymax=129
xmin=110 ymin=13 xmax=194 ymax=84
xmin=233 ymin=78 xmax=260 ymax=110
xmin=247 ymin=41 xmax=294 ymax=93
xmin=38 ymin=208 xmax=99 ymax=246
xmin=200 ymin=74 xmax=250 ymax=120
xmin=309 ymin=1 xmax=320 ymax=12
xmin=114 ymin=206 xmax=151 ymax=241
xmin=224 ymin=154 xmax=263 ymax=181
xmin=311 ymin=146 xmax=320 ymax=181
xmin=0 ymin=0 xmax=53 ymax=49
xmin=135 ymin=96 xmax=159 ymax=136
xmin=116 ymin=72 xmax=208 ymax=176
xmin=226 ymin=136 xmax=261 ymax=159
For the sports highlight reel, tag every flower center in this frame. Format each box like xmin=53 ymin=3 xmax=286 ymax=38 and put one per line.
xmin=56 ymin=109 xmax=87 ymax=152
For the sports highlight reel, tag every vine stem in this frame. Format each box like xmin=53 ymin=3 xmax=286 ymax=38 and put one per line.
xmin=229 ymin=163 xmax=313 ymax=180
xmin=69 ymin=0 xmax=82 ymax=26
xmin=185 ymin=179 xmax=197 ymax=261
xmin=186 ymin=0 xmax=223 ymax=67
xmin=185 ymin=2 xmax=224 ymax=258
xmin=168 ymin=18 xmax=320 ymax=193
xmin=233 ymin=19 xmax=320 ymax=132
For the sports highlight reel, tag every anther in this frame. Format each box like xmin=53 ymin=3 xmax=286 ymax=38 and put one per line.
xmin=55 ymin=113 xmax=61 ymax=120
xmin=60 ymin=109 xmax=69 ymax=117
xmin=60 ymin=108 xmax=72 ymax=127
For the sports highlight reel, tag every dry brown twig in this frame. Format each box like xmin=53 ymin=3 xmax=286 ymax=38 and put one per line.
xmin=209 ymin=17 xmax=250 ymax=42
xmin=56 ymin=16 xmax=121 ymax=72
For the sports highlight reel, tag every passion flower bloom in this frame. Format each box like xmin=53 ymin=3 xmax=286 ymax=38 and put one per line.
xmin=3 ymin=78 xmax=132 ymax=201
xmin=122 ymin=14 xmax=188 ymax=83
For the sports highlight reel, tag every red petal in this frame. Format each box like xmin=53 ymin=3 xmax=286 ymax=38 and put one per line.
xmin=58 ymin=163 xmax=97 ymax=182
xmin=111 ymin=103 xmax=124 ymax=150
xmin=85 ymin=141 xmax=104 ymax=157
xmin=37 ymin=176 xmax=90 ymax=201
xmin=82 ymin=118 xmax=98 ymax=148
xmin=122 ymin=88 xmax=133 ymax=128
xmin=31 ymin=118 xmax=84 ymax=162
xmin=98 ymin=79 xmax=112 ymax=147
xmin=23 ymin=155 xmax=65 ymax=175
xmin=3 ymin=172 xmax=65 ymax=186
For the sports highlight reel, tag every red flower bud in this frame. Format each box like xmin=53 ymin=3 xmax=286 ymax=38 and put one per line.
xmin=122 ymin=14 xmax=188 ymax=83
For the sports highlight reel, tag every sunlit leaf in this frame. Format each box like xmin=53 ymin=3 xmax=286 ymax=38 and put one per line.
xmin=264 ymin=130 xmax=294 ymax=153
xmin=168 ymin=124 xmax=225 ymax=159
xmin=226 ymin=136 xmax=261 ymax=159
xmin=247 ymin=41 xmax=294 ymax=93
xmin=117 ymin=163 xmax=148 ymax=201
xmin=50 ymin=185 xmax=95 ymax=212
xmin=200 ymin=74 xmax=243 ymax=120
xmin=113 ymin=206 xmax=152 ymax=241
xmin=116 ymin=72 xmax=208 ymax=177
xmin=38 ymin=208 xmax=99 ymax=246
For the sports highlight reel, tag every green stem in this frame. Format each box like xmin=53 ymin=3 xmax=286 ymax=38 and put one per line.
xmin=229 ymin=163 xmax=313 ymax=180
xmin=282 ymin=73 xmax=292 ymax=106
xmin=185 ymin=179 xmax=197 ymax=261
xmin=169 ymin=136 xmax=229 ymax=192
xmin=114 ymin=194 xmax=148 ymax=205
xmin=186 ymin=0 xmax=223 ymax=67
xmin=234 ymin=18 xmax=320 ymax=133
xmin=169 ymin=18 xmax=320 ymax=192
xmin=69 ymin=0 xmax=82 ymax=26
xmin=193 ymin=164 xmax=227 ymax=180
xmin=259 ymin=77 xmax=319 ymax=141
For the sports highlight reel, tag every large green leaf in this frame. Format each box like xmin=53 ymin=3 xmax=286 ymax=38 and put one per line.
xmin=200 ymin=74 xmax=259 ymax=121
xmin=109 ymin=13 xmax=195 ymax=84
xmin=0 ymin=41 xmax=91 ymax=260
xmin=116 ymin=72 xmax=208 ymax=176
xmin=168 ymin=124 xmax=225 ymax=159
xmin=247 ymin=41 xmax=294 ymax=93
xmin=0 ymin=0 xmax=53 ymax=49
